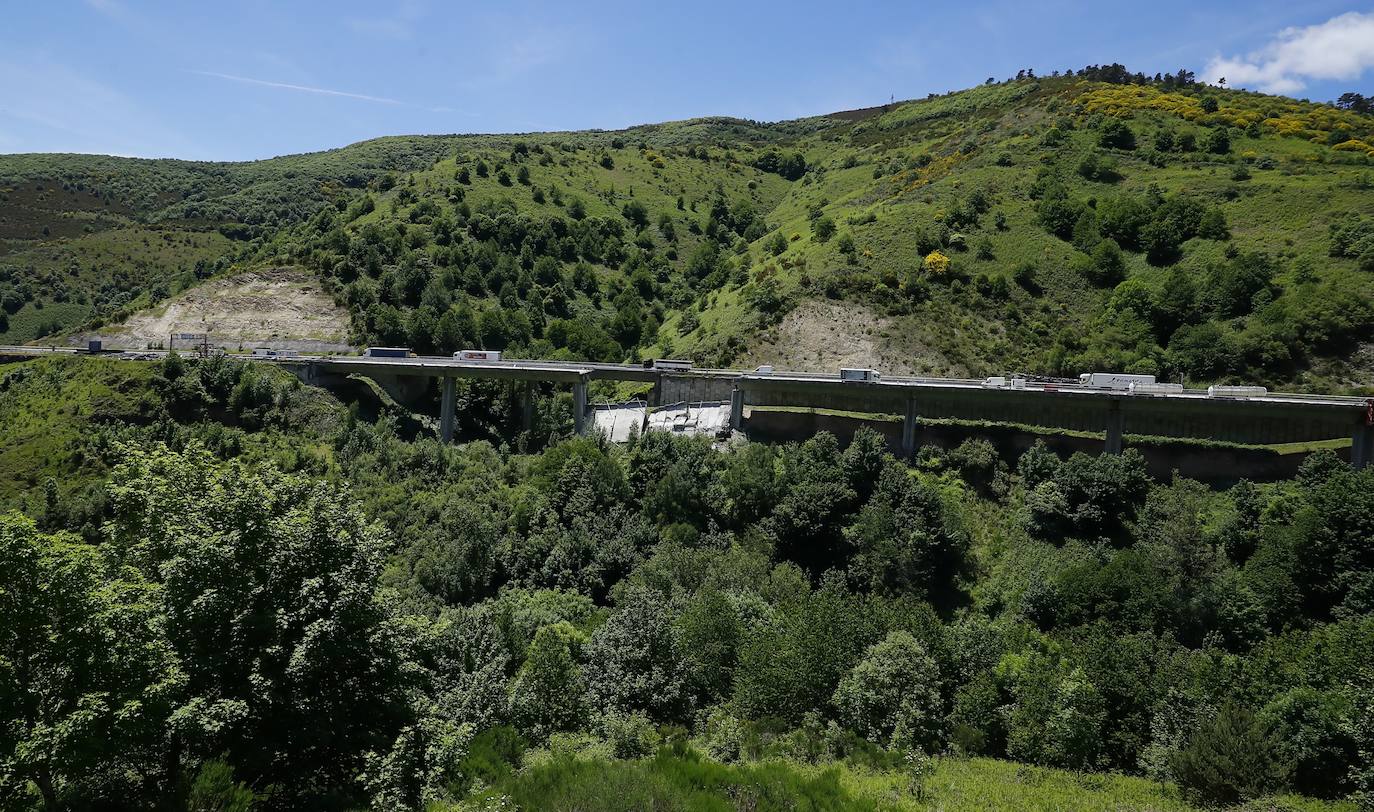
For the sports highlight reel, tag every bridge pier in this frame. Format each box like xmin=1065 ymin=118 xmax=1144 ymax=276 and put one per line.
xmin=439 ymin=376 xmax=456 ymax=442
xmin=572 ymin=380 xmax=588 ymax=434
xmin=1104 ymin=400 xmax=1124 ymax=455
xmin=1354 ymin=422 xmax=1373 ymax=470
xmin=730 ymin=386 xmax=744 ymax=430
xmin=902 ymin=398 xmax=918 ymax=457
xmin=522 ymin=382 xmax=535 ymax=432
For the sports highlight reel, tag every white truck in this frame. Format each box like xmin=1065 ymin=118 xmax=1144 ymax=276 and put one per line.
xmin=983 ymin=375 xmax=1029 ymax=389
xmin=1078 ymin=372 xmax=1156 ymax=390
xmin=1127 ymin=381 xmax=1185 ymax=395
xmin=1208 ymin=385 xmax=1268 ymax=398
xmin=454 ymin=349 xmax=502 ymax=361
xmin=840 ymin=368 xmax=880 ymax=382
xmin=651 ymin=359 xmax=693 ymax=371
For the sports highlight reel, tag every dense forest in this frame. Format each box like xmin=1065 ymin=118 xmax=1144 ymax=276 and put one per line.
xmin=3 ymin=68 xmax=1374 ymax=393
xmin=1 ymin=352 xmax=1372 ymax=810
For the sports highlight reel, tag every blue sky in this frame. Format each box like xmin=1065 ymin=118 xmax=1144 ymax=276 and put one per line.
xmin=2 ymin=0 xmax=1372 ymax=161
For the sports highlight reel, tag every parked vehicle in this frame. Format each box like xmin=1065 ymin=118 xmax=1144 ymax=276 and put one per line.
xmin=1078 ymin=372 xmax=1156 ymax=390
xmin=840 ymin=368 xmax=880 ymax=382
xmin=363 ymin=347 xmax=412 ymax=358
xmin=454 ymin=349 xmax=502 ymax=361
xmin=1208 ymin=385 xmax=1268 ymax=398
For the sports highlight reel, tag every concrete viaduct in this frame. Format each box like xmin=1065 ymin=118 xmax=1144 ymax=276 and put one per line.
xmin=283 ymin=355 xmax=1373 ymax=469
xmin=4 ymin=346 xmax=1371 ymax=468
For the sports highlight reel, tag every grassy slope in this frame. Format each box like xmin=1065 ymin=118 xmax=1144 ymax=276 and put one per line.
xmin=678 ymin=81 xmax=1374 ymax=385
xmin=0 ymin=355 xmax=157 ymax=506
xmin=457 ymin=748 xmax=1353 ymax=812
xmin=0 ymin=355 xmax=342 ymax=510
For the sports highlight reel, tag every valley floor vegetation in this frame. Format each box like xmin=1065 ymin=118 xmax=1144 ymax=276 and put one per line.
xmin=1 ymin=353 xmax=1372 ymax=811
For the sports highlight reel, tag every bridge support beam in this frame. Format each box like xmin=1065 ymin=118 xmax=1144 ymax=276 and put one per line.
xmin=902 ymin=398 xmax=918 ymax=457
xmin=730 ymin=386 xmax=744 ymax=431
xmin=439 ymin=376 xmax=456 ymax=443
xmin=572 ymin=380 xmax=588 ymax=434
xmin=1104 ymin=400 xmax=1124 ymax=455
xmin=1354 ymin=423 xmax=1373 ymax=470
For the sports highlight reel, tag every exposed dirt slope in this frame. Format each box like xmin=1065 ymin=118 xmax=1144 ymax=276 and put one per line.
xmin=742 ymin=299 xmax=970 ymax=377
xmin=83 ymin=267 xmax=351 ymax=352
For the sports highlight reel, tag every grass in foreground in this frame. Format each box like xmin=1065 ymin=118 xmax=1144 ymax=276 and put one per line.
xmin=450 ymin=748 xmax=1356 ymax=812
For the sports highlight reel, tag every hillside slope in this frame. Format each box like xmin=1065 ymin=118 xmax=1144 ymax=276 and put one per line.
xmin=3 ymin=72 xmax=1373 ymax=392
xmin=82 ymin=266 xmax=350 ymax=352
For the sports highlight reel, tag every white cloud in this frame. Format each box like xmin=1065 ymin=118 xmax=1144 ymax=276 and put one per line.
xmin=190 ymin=71 xmax=404 ymax=105
xmin=1204 ymin=11 xmax=1374 ymax=94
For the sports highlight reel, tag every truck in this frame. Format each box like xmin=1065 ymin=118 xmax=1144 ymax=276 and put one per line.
xmin=251 ymin=348 xmax=299 ymax=359
xmin=1078 ymin=372 xmax=1156 ymax=390
xmin=1208 ymin=385 xmax=1268 ymax=398
xmin=983 ymin=375 xmax=1030 ymax=389
xmin=1128 ymin=381 xmax=1185 ymax=395
xmin=363 ymin=347 xmax=412 ymax=358
xmin=650 ymin=359 xmax=693 ymax=371
xmin=840 ymin=368 xmax=880 ymax=382
xmin=454 ymin=349 xmax=502 ymax=361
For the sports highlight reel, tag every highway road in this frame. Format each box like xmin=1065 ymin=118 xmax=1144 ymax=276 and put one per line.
xmin=2 ymin=344 xmax=1369 ymax=410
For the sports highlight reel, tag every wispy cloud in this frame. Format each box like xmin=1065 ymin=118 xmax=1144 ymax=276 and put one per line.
xmin=191 ymin=70 xmax=404 ymax=105
xmin=453 ymin=22 xmax=584 ymax=93
xmin=84 ymin=0 xmax=123 ymax=15
xmin=1204 ymin=11 xmax=1374 ymax=95
xmin=346 ymin=0 xmax=427 ymax=40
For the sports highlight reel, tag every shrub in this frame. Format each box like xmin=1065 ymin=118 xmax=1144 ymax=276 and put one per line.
xmin=832 ymin=631 xmax=943 ymax=751
xmin=1171 ymin=704 xmax=1285 ymax=805
xmin=813 ymin=216 xmax=836 ymax=243
xmin=187 ymin=759 xmax=263 ymax=812
xmin=1204 ymin=128 xmax=1231 ymax=154
xmin=923 ymin=250 xmax=951 ymax=277
xmin=1097 ymin=119 xmax=1136 ymax=150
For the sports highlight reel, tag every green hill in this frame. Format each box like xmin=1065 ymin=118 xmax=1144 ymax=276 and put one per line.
xmin=4 ymin=70 xmax=1373 ymax=391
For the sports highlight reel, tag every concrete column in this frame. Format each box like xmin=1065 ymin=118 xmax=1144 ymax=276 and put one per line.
xmin=1353 ymin=422 xmax=1373 ymax=470
xmin=902 ymin=397 xmax=918 ymax=457
xmin=572 ymin=380 xmax=588 ymax=434
xmin=439 ymin=376 xmax=456 ymax=443
xmin=1104 ymin=399 xmax=1124 ymax=455
xmin=729 ymin=386 xmax=744 ymax=430
xmin=522 ymin=382 xmax=535 ymax=432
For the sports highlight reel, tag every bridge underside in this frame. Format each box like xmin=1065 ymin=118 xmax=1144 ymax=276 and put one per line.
xmin=736 ymin=380 xmax=1364 ymax=448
